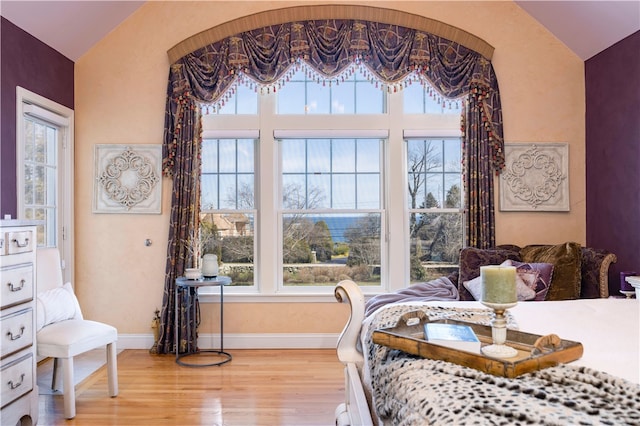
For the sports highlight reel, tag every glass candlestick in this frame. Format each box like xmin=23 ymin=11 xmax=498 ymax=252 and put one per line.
xmin=480 ymin=301 xmax=518 ymax=358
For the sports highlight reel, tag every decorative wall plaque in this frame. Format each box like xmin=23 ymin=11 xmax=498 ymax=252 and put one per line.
xmin=93 ymin=144 xmax=162 ymax=214
xmin=499 ymin=143 xmax=569 ymax=212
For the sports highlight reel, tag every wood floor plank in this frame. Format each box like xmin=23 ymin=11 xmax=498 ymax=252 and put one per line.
xmin=38 ymin=349 xmax=345 ymax=425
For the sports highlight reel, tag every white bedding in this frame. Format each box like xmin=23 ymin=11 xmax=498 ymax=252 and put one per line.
xmin=362 ymin=298 xmax=639 ymax=384
xmin=358 ymin=298 xmax=640 ymax=425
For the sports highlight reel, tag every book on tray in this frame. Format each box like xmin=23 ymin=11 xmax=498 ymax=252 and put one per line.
xmin=424 ymin=322 xmax=481 ymax=354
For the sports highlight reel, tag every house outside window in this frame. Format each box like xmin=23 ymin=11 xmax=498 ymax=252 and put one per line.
xmin=200 ymin=65 xmax=462 ymax=297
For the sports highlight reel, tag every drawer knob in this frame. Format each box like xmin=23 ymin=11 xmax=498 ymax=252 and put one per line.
xmin=11 ymin=237 xmax=30 ymax=248
xmin=7 ymin=326 xmax=25 ymax=341
xmin=7 ymin=279 xmax=26 ymax=292
xmin=8 ymin=374 xmax=25 ymax=390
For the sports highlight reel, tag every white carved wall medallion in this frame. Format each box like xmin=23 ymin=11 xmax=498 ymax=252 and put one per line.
xmin=93 ymin=144 xmax=162 ymax=214
xmin=499 ymin=143 xmax=569 ymax=211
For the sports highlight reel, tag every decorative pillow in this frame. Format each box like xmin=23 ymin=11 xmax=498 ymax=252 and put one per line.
xmin=457 ymin=247 xmax=521 ymax=301
xmin=36 ymin=282 xmax=83 ymax=332
xmin=463 ymin=274 xmax=536 ymax=302
xmin=501 ymin=260 xmax=554 ymax=301
xmin=520 ymin=242 xmax=582 ymax=300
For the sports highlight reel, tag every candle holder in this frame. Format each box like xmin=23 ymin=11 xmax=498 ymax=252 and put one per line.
xmin=480 ymin=301 xmax=518 ymax=359
xmin=620 ymin=290 xmax=636 ymax=298
xmin=620 ymin=271 xmax=638 ymax=298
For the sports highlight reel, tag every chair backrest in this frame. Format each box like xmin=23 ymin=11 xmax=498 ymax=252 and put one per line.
xmin=37 ymin=247 xmax=65 ymax=294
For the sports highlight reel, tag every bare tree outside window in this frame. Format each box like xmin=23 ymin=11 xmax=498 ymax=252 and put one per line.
xmin=407 ymin=138 xmax=463 ymax=282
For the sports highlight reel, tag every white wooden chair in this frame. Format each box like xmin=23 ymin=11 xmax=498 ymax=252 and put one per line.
xmin=35 ymin=247 xmax=118 ymax=419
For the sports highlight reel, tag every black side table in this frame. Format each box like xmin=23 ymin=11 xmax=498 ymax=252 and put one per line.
xmin=175 ymin=275 xmax=232 ymax=367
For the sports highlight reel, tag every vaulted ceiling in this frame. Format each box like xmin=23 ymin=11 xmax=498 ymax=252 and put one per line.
xmin=1 ymin=1 xmax=639 ymax=62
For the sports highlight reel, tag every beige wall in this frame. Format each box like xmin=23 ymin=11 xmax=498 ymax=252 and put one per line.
xmin=74 ymin=1 xmax=584 ymax=338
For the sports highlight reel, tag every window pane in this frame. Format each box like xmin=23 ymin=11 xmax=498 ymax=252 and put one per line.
xmin=201 ymin=138 xmax=256 ymax=288
xmin=276 ymin=67 xmax=385 ymax=115
xmin=406 ymin=139 xmax=461 ymax=209
xmin=23 ymin=117 xmax=58 ymax=247
xmin=356 ymin=139 xmax=380 ymax=173
xmin=307 ymin=83 xmax=330 ymax=114
xmin=277 ymin=81 xmax=306 ymax=114
xmin=444 ymin=141 xmax=461 ymax=172
xmin=332 ymin=140 xmax=355 ymax=173
xmin=237 ymin=139 xmax=254 ymax=173
xmin=332 ymin=81 xmax=355 ymax=114
xmin=201 ymin=138 xmax=256 ymax=211
xmin=332 ymin=174 xmax=355 ymax=209
xmin=409 ymin=212 xmax=462 ymax=283
xmin=218 ymin=140 xmax=237 ymax=173
xmin=235 ymin=84 xmax=258 ymax=114
xmin=201 ymin=212 xmax=254 ymax=286
xmin=307 ymin=140 xmax=331 ymax=173
xmin=281 ymin=139 xmax=382 ymax=210
xmin=215 ymin=83 xmax=258 ymax=114
xmin=282 ymin=213 xmax=381 ymax=286
xmin=281 ymin=139 xmax=306 ymax=173
xmin=201 ymin=174 xmax=218 ymax=210
xmin=444 ymin=177 xmax=462 ymax=208
xmin=219 ymin=175 xmax=237 ymax=209
xmin=202 ymin=140 xmax=218 ymax=173
xmin=307 ymin=174 xmax=331 ymax=209
xmin=282 ymin=174 xmax=308 ymax=209
xmin=403 ymin=80 xmax=463 ymax=115
xmin=357 ymin=174 xmax=380 ymax=209
xmin=403 ymin=83 xmax=424 ymax=114
xmin=355 ymin=81 xmax=384 ymax=113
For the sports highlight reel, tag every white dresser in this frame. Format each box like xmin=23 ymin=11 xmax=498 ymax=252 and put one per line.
xmin=1 ymin=221 xmax=39 ymax=425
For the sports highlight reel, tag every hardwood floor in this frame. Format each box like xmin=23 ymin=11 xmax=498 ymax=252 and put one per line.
xmin=37 ymin=349 xmax=345 ymax=425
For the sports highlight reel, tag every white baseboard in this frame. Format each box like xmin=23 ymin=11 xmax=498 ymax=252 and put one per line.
xmin=116 ymin=333 xmax=340 ymax=350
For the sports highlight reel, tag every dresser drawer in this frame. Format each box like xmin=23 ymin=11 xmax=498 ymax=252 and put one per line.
xmin=0 ymin=354 xmax=34 ymax=409
xmin=0 ymin=264 xmax=34 ymax=309
xmin=4 ymin=231 xmax=34 ymax=255
xmin=0 ymin=309 xmax=34 ymax=359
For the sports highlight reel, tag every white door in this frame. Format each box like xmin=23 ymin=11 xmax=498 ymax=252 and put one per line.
xmin=16 ymin=87 xmax=74 ymax=284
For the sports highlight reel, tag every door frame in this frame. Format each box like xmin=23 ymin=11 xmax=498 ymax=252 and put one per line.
xmin=16 ymin=86 xmax=75 ymax=284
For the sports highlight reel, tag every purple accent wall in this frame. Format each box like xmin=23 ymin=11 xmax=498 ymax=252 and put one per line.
xmin=586 ymin=31 xmax=640 ymax=296
xmin=0 ymin=17 xmax=74 ymax=218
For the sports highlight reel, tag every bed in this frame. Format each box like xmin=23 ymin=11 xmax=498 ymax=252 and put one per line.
xmin=334 ymin=279 xmax=640 ymax=425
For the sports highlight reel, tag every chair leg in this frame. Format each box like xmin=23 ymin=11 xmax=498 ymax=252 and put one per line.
xmin=61 ymin=357 xmax=76 ymax=419
xmin=51 ymin=358 xmax=60 ymax=391
xmin=106 ymin=342 xmax=118 ymax=397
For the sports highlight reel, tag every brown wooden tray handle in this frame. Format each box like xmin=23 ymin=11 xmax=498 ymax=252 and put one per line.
xmin=532 ymin=334 xmax=562 ymax=355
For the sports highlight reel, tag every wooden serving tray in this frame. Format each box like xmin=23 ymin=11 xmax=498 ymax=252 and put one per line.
xmin=372 ymin=310 xmax=583 ymax=378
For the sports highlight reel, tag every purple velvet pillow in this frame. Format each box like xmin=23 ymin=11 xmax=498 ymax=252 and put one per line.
xmin=502 ymin=259 xmax=554 ymax=301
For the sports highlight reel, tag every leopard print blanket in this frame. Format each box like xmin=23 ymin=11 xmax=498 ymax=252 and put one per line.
xmin=363 ymin=303 xmax=640 ymax=425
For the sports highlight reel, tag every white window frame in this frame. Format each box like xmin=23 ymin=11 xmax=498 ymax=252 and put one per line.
xmin=275 ymin=134 xmax=388 ymax=295
xmin=200 ymin=78 xmax=461 ymax=302
xmin=16 ymin=86 xmax=74 ymax=284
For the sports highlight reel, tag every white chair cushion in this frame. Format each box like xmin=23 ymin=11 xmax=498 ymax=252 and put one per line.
xmin=36 ymin=282 xmax=83 ymax=331
xmin=37 ymin=319 xmax=117 ymax=358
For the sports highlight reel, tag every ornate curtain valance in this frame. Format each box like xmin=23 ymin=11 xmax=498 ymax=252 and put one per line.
xmin=163 ymin=19 xmax=504 ymax=176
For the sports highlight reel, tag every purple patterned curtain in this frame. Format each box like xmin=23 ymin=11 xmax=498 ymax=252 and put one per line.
xmin=154 ymin=86 xmax=202 ymax=355
xmin=156 ymin=20 xmax=504 ymax=354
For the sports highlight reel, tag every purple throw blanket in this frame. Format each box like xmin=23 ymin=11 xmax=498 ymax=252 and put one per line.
xmin=364 ymin=277 xmax=459 ymax=317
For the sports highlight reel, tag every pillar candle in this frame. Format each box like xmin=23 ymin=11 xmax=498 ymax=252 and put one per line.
xmin=481 ymin=265 xmax=517 ymax=304
xmin=620 ymin=271 xmax=638 ymax=292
